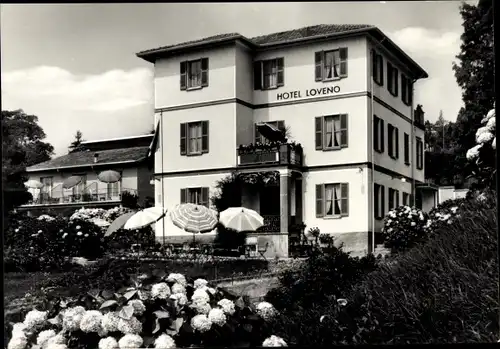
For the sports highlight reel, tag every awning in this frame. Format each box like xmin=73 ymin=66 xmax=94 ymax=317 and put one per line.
xmin=62 ymin=175 xmax=82 ymax=189
xmin=256 ymin=122 xmax=286 ymax=142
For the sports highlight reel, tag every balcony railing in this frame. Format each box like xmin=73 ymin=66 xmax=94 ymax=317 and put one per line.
xmin=237 ymin=142 xmax=303 ymax=167
xmin=256 ymin=215 xmax=281 ymax=233
xmin=26 ymin=183 xmax=137 ymax=206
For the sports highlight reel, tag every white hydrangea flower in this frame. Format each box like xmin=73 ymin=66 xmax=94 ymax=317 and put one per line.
xmin=191 ymin=288 xmax=210 ymax=303
xmin=256 ymin=302 xmax=277 ymax=320
xmin=23 ymin=309 xmax=48 ymax=331
xmin=166 ymin=273 xmax=187 ymax=287
xmin=62 ymin=306 xmax=86 ymax=332
xmin=36 ymin=329 xmax=56 ymax=347
xmin=101 ymin=312 xmax=120 ymax=333
xmin=217 ymin=299 xmax=236 ymax=315
xmin=7 ymin=336 xmax=27 ymax=349
xmin=410 ymin=222 xmax=416 ymax=227
xmin=169 ymin=293 xmax=188 ymax=306
xmin=117 ymin=316 xmax=142 ymax=334
xmin=190 ymin=314 xmax=212 ymax=333
xmin=118 ymin=334 xmax=143 ymax=349
xmin=486 ymin=115 xmax=495 ymax=130
xmin=80 ymin=310 xmax=104 ymax=333
xmin=11 ymin=323 xmax=27 ymax=338
xmin=262 ymin=335 xmax=288 ymax=347
xmin=98 ymin=337 xmax=119 ymax=349
xmin=493 ymin=137 xmax=496 ymax=150
xmin=207 ymin=287 xmax=216 ymax=295
xmin=208 ymin=308 xmax=227 ymax=326
xmin=193 ymin=278 xmax=208 ymax=289
xmin=154 ymin=334 xmax=176 ymax=349
xmin=477 ymin=131 xmax=494 ymax=144
xmin=45 ymin=344 xmax=68 ymax=349
xmin=151 ymin=283 xmax=171 ymax=299
xmin=46 ymin=333 xmax=66 ymax=346
xmin=191 ymin=299 xmax=211 ymax=314
xmin=128 ymin=300 xmax=146 ymax=316
xmin=171 ymin=283 xmax=186 ymax=295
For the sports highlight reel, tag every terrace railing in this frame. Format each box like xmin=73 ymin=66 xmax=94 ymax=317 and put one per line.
xmin=256 ymin=215 xmax=281 ymax=233
xmin=237 ymin=143 xmax=303 ymax=168
xmin=27 ymin=185 xmax=137 ymax=205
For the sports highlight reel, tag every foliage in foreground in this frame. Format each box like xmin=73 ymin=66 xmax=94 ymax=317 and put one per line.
xmin=381 ymin=206 xmax=429 ymax=253
xmin=267 ymin=195 xmax=498 ymax=345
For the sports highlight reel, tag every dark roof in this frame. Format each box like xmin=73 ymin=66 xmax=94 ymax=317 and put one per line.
xmin=26 ymin=146 xmax=149 ymax=172
xmin=136 ymin=24 xmax=427 ymax=79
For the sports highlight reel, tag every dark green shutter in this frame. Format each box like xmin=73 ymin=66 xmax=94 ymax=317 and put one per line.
xmin=180 ymin=123 xmax=187 ymax=155
xmin=201 ymin=121 xmax=209 ymax=153
xmin=388 ymin=124 xmax=393 ymax=157
xmin=372 ymin=50 xmax=377 ymax=81
xmin=315 ymin=117 xmax=323 ymax=150
xmin=394 ymin=68 xmax=399 ymax=96
xmin=396 ymin=190 xmax=400 ymax=208
xmin=201 ymin=58 xmax=209 ymax=87
xmin=200 ymin=187 xmax=209 ymax=207
xmin=316 ymin=184 xmax=324 ymax=217
xmin=276 ymin=58 xmax=284 ymax=87
xmin=315 ymin=51 xmax=323 ymax=81
xmin=180 ymin=61 xmax=187 ymax=90
xmin=254 ymin=124 xmax=262 ymax=144
xmin=374 ymin=184 xmax=380 ymax=219
xmin=404 ymin=133 xmax=409 ymax=163
xmin=395 ymin=127 xmax=399 ymax=159
xmin=380 ymin=119 xmax=385 ymax=153
xmin=340 ymin=114 xmax=348 ymax=148
xmin=379 ymin=55 xmax=384 ymax=85
xmin=401 ymin=75 xmax=406 ymax=103
xmin=180 ymin=189 xmax=187 ymax=204
xmin=387 ymin=62 xmax=393 ymax=93
xmin=341 ymin=183 xmax=349 ymax=216
xmin=381 ymin=185 xmax=385 ymax=217
xmin=254 ymin=61 xmax=262 ymax=90
xmin=373 ymin=116 xmax=379 ymax=151
xmin=339 ymin=47 xmax=348 ymax=77
xmin=408 ymin=80 xmax=413 ymax=105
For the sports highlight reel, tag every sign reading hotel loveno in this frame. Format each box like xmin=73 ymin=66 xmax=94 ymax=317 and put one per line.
xmin=276 ymin=85 xmax=340 ymax=101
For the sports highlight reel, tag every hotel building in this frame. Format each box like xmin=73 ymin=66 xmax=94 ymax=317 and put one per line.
xmin=138 ymin=24 xmax=432 ymax=257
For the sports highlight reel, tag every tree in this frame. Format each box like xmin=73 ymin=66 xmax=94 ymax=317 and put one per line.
xmin=451 ymin=0 xmax=494 ymax=185
xmin=68 ymin=130 xmax=85 ymax=153
xmin=2 ymin=109 xmax=54 ymax=212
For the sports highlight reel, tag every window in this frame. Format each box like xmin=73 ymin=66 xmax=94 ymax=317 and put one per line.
xmin=180 ymin=58 xmax=209 ymax=90
xmin=315 ymin=183 xmax=349 ymax=218
xmin=372 ymin=51 xmax=384 ymax=86
xmin=315 ymin=48 xmax=348 ymax=81
xmin=416 ymin=137 xmax=424 ymax=170
xmin=388 ymin=188 xmax=399 ymax=210
xmin=374 ymin=183 xmax=385 ymax=219
xmin=387 ymin=123 xmax=399 ymax=159
xmin=373 ymin=115 xmax=385 ymax=153
xmin=387 ymin=62 xmax=399 ymax=96
xmin=315 ymin=114 xmax=348 ymax=151
xmin=180 ymin=121 xmax=209 ymax=155
xmin=402 ymin=192 xmax=410 ymax=206
xmin=253 ymin=58 xmax=284 ymax=90
xmin=401 ymin=74 xmax=413 ymax=106
xmin=255 ymin=120 xmax=285 ymax=144
xmin=180 ymin=187 xmax=209 ymax=207
xmin=404 ymin=133 xmax=410 ymax=165
xmin=40 ymin=177 xmax=53 ymax=194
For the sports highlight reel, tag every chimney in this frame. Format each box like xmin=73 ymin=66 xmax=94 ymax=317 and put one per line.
xmin=94 ymin=153 xmax=99 ymax=163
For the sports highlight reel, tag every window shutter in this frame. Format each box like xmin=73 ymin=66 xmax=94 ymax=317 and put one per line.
xmin=339 ymin=47 xmax=348 ymax=77
xmin=387 ymin=62 xmax=392 ymax=92
xmin=395 ymin=128 xmax=399 ymax=159
xmin=380 ymin=56 xmax=384 ymax=85
xmin=180 ymin=188 xmax=187 ymax=204
xmin=254 ymin=124 xmax=262 ymax=144
xmin=315 ymin=117 xmax=324 ymax=150
xmin=180 ymin=61 xmax=187 ymax=90
xmin=277 ymin=120 xmax=286 ymax=138
xmin=394 ymin=68 xmax=399 ymax=96
xmin=401 ymin=75 xmax=407 ymax=103
xmin=180 ymin=123 xmax=187 ymax=155
xmin=404 ymin=133 xmax=409 ymax=163
xmin=201 ymin=58 xmax=209 ymax=87
xmin=373 ymin=116 xmax=379 ymax=151
xmin=380 ymin=119 xmax=385 ymax=152
xmin=200 ymin=187 xmax=209 ymax=208
xmin=374 ymin=184 xmax=380 ymax=218
xmin=253 ymin=61 xmax=262 ymax=90
xmin=387 ymin=124 xmax=393 ymax=157
xmin=341 ymin=183 xmax=349 ymax=216
xmin=315 ymin=184 xmax=324 ymax=217
xmin=276 ymin=58 xmax=284 ymax=87
xmin=201 ymin=121 xmax=209 ymax=153
xmin=396 ymin=190 xmax=400 ymax=208
xmin=340 ymin=114 xmax=348 ymax=148
xmin=314 ymin=51 xmax=323 ymax=81
xmin=408 ymin=80 xmax=413 ymax=105
xmin=372 ymin=51 xmax=377 ymax=81
xmin=381 ymin=185 xmax=385 ymax=217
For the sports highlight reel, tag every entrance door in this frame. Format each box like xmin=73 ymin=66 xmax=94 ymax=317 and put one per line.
xmin=259 ymin=185 xmax=280 ymax=232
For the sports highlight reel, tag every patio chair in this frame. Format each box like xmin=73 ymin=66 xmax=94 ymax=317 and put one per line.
xmin=257 ymin=240 xmax=269 ymax=260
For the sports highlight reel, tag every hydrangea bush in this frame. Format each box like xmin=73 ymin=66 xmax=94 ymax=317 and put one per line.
xmin=7 ymin=270 xmax=287 ymax=349
xmin=381 ymin=206 xmax=429 ymax=252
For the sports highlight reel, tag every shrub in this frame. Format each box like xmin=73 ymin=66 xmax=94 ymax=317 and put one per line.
xmin=269 ymin=195 xmax=498 ymax=345
xmin=213 ymin=223 xmax=247 ymax=251
xmin=381 ymin=206 xmax=429 ymax=253
xmin=70 ymin=207 xmax=108 ymax=221
xmin=105 ymin=226 xmax=159 ymax=254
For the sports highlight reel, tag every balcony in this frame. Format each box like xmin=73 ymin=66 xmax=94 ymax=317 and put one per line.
xmin=24 ymin=182 xmax=137 ymax=206
xmin=237 ymin=142 xmax=303 ymax=168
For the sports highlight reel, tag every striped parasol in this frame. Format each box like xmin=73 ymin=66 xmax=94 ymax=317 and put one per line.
xmin=170 ymin=204 xmax=218 ymax=243
xmin=62 ymin=175 xmax=82 ymax=189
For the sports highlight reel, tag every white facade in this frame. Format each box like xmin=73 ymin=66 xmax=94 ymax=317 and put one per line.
xmin=142 ymin=26 xmax=428 ymax=256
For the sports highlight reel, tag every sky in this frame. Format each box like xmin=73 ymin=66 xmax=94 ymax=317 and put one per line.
xmin=1 ymin=1 xmax=476 ymax=156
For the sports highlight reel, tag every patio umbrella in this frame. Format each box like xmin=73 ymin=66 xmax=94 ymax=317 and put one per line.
xmin=105 ymin=211 xmax=136 ymax=237
xmin=256 ymin=122 xmax=286 ymax=142
xmin=24 ymin=179 xmax=44 ymax=189
xmin=98 ymin=170 xmax=121 ymax=183
xmin=124 ymin=206 xmax=168 ymax=231
xmin=92 ymin=218 xmax=111 ymax=228
xmin=169 ymin=203 xmax=218 ymax=243
xmin=62 ymin=175 xmax=82 ymax=189
xmin=219 ymin=207 xmax=264 ymax=232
